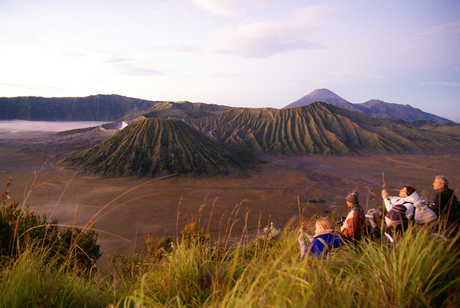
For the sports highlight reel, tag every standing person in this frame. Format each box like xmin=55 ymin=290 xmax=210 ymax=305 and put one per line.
xmin=341 ymin=191 xmax=365 ymax=241
xmin=298 ymin=217 xmax=342 ymax=260
xmin=381 ymin=186 xmax=420 ymax=220
xmin=430 ymin=175 xmax=460 ymax=226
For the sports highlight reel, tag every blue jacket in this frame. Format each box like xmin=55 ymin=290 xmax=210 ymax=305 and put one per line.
xmin=299 ymin=233 xmax=342 ymax=259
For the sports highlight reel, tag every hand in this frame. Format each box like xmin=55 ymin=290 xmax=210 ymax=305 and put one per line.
xmin=300 ymin=225 xmax=309 ymax=233
xmin=381 ymin=189 xmax=389 ymax=199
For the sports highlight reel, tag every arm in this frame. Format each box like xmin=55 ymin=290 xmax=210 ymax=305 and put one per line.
xmin=382 ymin=190 xmax=394 ymax=212
xmin=298 ymin=236 xmax=308 ymax=260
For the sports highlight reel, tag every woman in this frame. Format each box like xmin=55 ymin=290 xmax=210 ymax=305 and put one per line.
xmin=381 ymin=186 xmax=420 ymax=220
xmin=299 ymin=216 xmax=342 ymax=260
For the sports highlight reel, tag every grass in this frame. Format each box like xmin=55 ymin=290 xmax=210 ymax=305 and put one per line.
xmin=2 ymin=221 xmax=459 ymax=308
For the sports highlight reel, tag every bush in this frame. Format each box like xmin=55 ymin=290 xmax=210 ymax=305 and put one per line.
xmin=1 ymin=178 xmax=101 ymax=271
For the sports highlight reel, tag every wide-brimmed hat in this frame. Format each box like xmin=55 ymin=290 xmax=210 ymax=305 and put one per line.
xmin=414 ymin=200 xmax=437 ymax=224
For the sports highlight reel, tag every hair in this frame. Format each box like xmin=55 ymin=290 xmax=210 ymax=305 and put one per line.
xmin=435 ymin=175 xmax=449 ymax=188
xmin=315 ymin=216 xmax=335 ymax=230
xmin=403 ymin=186 xmax=416 ymax=196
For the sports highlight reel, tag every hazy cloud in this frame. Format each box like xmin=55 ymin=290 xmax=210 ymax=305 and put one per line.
xmin=190 ymin=0 xmax=278 ymax=17
xmin=102 ymin=55 xmax=164 ymax=76
xmin=330 ymin=70 xmax=384 ymax=79
xmin=416 ymin=21 xmax=460 ymax=36
xmin=421 ymin=82 xmax=460 ymax=87
xmin=210 ymin=5 xmax=337 ymax=58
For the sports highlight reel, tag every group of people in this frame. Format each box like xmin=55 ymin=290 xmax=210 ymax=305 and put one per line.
xmin=299 ymin=175 xmax=460 ymax=260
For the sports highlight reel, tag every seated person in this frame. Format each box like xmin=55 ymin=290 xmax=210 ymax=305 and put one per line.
xmin=414 ymin=200 xmax=437 ymax=226
xmin=366 ymin=205 xmax=408 ymax=241
xmin=381 ymin=186 xmax=420 ymax=220
xmin=299 ymin=216 xmax=342 ymax=260
xmin=430 ymin=175 xmax=460 ymax=226
xmin=341 ymin=191 xmax=365 ymax=241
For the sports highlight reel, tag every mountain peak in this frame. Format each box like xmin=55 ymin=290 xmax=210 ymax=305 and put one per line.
xmin=283 ymin=89 xmax=347 ymax=109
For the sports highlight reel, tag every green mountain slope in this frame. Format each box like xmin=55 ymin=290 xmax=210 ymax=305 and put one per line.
xmin=189 ymin=102 xmax=460 ymax=155
xmin=61 ymin=118 xmax=255 ymax=177
xmin=117 ymin=101 xmax=232 ymax=122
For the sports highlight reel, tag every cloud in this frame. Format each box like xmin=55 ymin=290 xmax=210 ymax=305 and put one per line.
xmin=4 ymin=31 xmax=85 ymax=58
xmin=210 ymin=5 xmax=337 ymax=58
xmin=190 ymin=0 xmax=277 ymax=17
xmin=416 ymin=21 xmax=460 ymax=36
xmin=102 ymin=55 xmax=164 ymax=77
xmin=330 ymin=70 xmax=384 ymax=79
xmin=421 ymin=82 xmax=460 ymax=87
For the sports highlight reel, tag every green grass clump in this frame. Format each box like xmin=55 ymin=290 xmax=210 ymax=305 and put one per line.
xmin=0 ymin=247 xmax=111 ymax=308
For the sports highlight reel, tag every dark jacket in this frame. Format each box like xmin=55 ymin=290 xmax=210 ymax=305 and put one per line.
xmin=431 ymin=188 xmax=460 ymax=224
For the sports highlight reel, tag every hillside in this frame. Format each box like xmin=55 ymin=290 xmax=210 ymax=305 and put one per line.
xmin=116 ymin=101 xmax=232 ymax=122
xmin=189 ymin=102 xmax=460 ymax=155
xmin=61 ymin=118 xmax=255 ymax=177
xmin=284 ymin=89 xmax=453 ymax=123
xmin=0 ymin=94 xmax=159 ymax=121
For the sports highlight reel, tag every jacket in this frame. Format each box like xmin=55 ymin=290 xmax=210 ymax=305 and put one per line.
xmin=384 ymin=191 xmax=420 ymax=220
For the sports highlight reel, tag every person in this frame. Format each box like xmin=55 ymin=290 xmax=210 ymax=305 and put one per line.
xmin=385 ymin=204 xmax=408 ymax=234
xmin=381 ymin=186 xmax=420 ymax=221
xmin=298 ymin=216 xmax=342 ymax=260
xmin=430 ymin=175 xmax=460 ymax=226
xmin=340 ymin=191 xmax=365 ymax=241
xmin=365 ymin=205 xmax=408 ymax=242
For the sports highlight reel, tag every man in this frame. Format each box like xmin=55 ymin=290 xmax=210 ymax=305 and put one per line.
xmin=430 ymin=175 xmax=460 ymax=226
xmin=341 ymin=191 xmax=365 ymax=241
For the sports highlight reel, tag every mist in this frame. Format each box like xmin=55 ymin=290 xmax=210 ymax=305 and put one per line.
xmin=0 ymin=120 xmax=109 ymax=138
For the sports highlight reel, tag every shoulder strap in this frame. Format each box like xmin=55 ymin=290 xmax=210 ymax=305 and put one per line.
xmin=316 ymin=237 xmax=331 ymax=254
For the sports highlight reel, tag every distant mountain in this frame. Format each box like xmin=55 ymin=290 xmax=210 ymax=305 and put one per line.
xmin=61 ymin=102 xmax=460 ymax=177
xmin=117 ymin=101 xmax=232 ymax=122
xmin=0 ymin=95 xmax=233 ymax=122
xmin=284 ymin=89 xmax=347 ymax=108
xmin=358 ymin=99 xmax=453 ymax=122
xmin=283 ymin=89 xmax=453 ymax=123
xmin=62 ymin=118 xmax=255 ymax=177
xmin=0 ymin=95 xmax=159 ymax=121
xmin=189 ymin=102 xmax=460 ymax=155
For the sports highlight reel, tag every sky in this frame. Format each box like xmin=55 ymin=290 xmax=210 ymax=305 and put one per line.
xmin=1 ymin=0 xmax=459 ymax=122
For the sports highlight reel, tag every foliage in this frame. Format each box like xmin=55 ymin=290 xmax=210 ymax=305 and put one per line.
xmin=242 ymin=221 xmax=281 ymax=260
xmin=0 ymin=178 xmax=102 ymax=272
xmin=57 ymin=220 xmax=101 ymax=272
xmin=0 ymin=178 xmax=58 ymax=257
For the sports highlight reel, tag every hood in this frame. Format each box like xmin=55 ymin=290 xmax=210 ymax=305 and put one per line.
xmin=402 ymin=191 xmax=420 ymax=204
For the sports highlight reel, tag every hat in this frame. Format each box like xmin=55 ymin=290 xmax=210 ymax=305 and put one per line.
xmin=414 ymin=200 xmax=437 ymax=224
xmin=386 ymin=204 xmax=408 ymax=224
xmin=346 ymin=191 xmax=359 ymax=204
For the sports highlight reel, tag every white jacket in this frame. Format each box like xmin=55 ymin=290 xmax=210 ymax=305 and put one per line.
xmin=384 ymin=191 xmax=420 ymax=220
